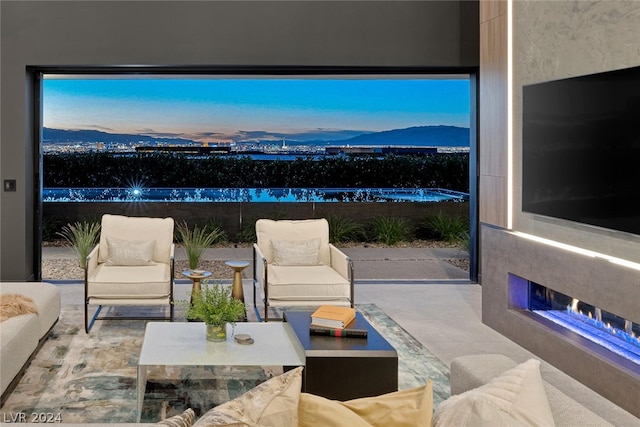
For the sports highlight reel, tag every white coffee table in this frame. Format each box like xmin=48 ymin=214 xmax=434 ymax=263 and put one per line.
xmin=137 ymin=322 xmax=305 ymax=420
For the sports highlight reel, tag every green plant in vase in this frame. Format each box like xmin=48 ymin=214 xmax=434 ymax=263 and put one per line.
xmin=186 ymin=281 xmax=246 ymax=341
xmin=176 ymin=221 xmax=223 ymax=270
xmin=57 ymin=220 xmax=101 ymax=268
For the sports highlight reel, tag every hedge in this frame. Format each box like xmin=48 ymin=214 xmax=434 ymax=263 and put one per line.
xmin=43 ymin=152 xmax=469 ymax=191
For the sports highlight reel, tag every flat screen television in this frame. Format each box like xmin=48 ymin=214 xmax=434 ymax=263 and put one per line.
xmin=522 ymin=65 xmax=640 ymax=236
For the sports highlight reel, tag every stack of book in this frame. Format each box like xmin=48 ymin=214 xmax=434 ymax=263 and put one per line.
xmin=310 ymin=305 xmax=367 ymax=338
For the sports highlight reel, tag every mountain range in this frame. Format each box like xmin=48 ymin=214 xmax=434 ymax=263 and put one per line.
xmin=43 ymin=125 xmax=470 ymax=148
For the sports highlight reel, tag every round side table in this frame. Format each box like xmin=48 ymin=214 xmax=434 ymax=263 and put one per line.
xmin=225 ymin=261 xmax=250 ymax=301
xmin=182 ymin=270 xmax=212 ymax=305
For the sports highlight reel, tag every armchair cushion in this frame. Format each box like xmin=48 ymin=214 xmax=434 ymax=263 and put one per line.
xmin=271 ymin=238 xmax=321 ymax=266
xmin=256 ymin=219 xmax=331 ymax=265
xmin=98 ymin=214 xmax=174 ymax=264
xmin=88 ymin=263 xmax=172 ymax=299
xmin=267 ymin=265 xmax=351 ymax=303
xmin=105 ymin=237 xmax=156 ymax=266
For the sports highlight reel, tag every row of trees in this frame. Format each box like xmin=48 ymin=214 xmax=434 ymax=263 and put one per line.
xmin=43 ymin=152 xmax=469 ymax=191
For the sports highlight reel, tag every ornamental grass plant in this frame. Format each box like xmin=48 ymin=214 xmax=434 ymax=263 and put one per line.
xmin=326 ymin=213 xmax=365 ymax=244
xmin=176 ymin=221 xmax=224 ymax=269
xmin=57 ymin=220 xmax=101 ymax=268
xmin=420 ymin=212 xmax=469 ymax=244
xmin=367 ymin=216 xmax=413 ymax=246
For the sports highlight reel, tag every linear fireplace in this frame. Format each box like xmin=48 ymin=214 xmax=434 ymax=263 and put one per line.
xmin=483 ymin=225 xmax=640 ymax=417
xmin=509 ymin=274 xmax=640 ymax=370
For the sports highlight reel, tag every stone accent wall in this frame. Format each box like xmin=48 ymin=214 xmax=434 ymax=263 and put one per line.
xmin=479 ymin=0 xmax=640 ymax=417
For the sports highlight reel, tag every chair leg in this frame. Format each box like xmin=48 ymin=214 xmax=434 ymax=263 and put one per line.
xmin=85 ymin=300 xmax=89 ymax=333
xmin=85 ymin=305 xmax=103 ymax=333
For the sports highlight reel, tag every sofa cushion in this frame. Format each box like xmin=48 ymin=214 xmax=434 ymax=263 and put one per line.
xmin=433 ymin=359 xmax=555 ymax=427
xmin=266 ymin=265 xmax=351 ymax=302
xmin=271 ymin=238 xmax=321 ymax=266
xmin=88 ymin=263 xmax=172 ymax=299
xmin=193 ymin=366 xmax=303 ymax=427
xmin=106 ymin=236 xmax=156 ymax=266
xmin=298 ymin=381 xmax=433 ymax=427
xmin=0 ymin=314 xmax=39 ymax=396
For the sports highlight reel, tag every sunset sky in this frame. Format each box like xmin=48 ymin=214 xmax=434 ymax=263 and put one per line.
xmin=43 ymin=76 xmax=471 ymax=143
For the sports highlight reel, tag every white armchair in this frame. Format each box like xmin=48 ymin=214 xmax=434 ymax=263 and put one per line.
xmin=84 ymin=214 xmax=175 ymax=332
xmin=252 ymin=218 xmax=354 ymax=321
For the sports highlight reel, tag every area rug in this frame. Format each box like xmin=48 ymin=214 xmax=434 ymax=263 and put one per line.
xmin=0 ymin=304 xmax=450 ymax=423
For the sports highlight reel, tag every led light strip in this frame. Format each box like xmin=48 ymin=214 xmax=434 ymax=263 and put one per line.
xmin=507 ymin=0 xmax=514 ymax=229
xmin=511 ymin=231 xmax=640 ymax=271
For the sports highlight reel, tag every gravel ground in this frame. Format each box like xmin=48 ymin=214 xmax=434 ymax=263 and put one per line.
xmin=41 ymin=239 xmax=469 ymax=280
xmin=42 ymin=259 xmax=233 ymax=281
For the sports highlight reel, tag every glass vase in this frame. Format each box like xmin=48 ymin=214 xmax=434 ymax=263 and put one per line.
xmin=206 ymin=323 xmax=227 ymax=342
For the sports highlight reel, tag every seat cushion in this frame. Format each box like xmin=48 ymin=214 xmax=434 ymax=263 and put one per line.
xmin=88 ymin=263 xmax=171 ymax=299
xmin=267 ymin=265 xmax=350 ymax=302
xmin=0 ymin=281 xmax=61 ymax=339
xmin=0 ymin=314 xmax=39 ymax=395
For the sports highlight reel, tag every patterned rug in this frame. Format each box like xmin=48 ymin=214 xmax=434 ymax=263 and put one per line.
xmin=0 ymin=304 xmax=449 ymax=423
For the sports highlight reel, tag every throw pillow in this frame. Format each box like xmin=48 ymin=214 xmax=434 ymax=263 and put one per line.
xmin=432 ymin=359 xmax=555 ymax=427
xmin=105 ymin=236 xmax=156 ymax=266
xmin=271 ymin=238 xmax=321 ymax=266
xmin=298 ymin=381 xmax=433 ymax=427
xmin=193 ymin=366 xmax=303 ymax=427
xmin=0 ymin=294 xmax=38 ymax=322
xmin=154 ymin=408 xmax=195 ymax=427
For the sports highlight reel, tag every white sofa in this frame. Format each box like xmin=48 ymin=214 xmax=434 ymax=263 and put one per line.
xmin=449 ymin=354 xmax=613 ymax=426
xmin=0 ymin=281 xmax=61 ymax=404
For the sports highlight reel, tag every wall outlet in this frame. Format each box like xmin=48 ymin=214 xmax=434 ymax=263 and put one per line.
xmin=3 ymin=179 xmax=16 ymax=191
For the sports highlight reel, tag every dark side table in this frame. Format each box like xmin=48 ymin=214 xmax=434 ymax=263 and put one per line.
xmin=283 ymin=310 xmax=398 ymax=400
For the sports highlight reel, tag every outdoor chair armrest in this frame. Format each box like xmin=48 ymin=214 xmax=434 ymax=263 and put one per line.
xmin=85 ymin=244 xmax=100 ymax=278
xmin=253 ymin=243 xmax=268 ymax=310
xmin=329 ymin=244 xmax=352 ymax=281
xmin=169 ymin=242 xmax=175 ymax=284
xmin=253 ymin=243 xmax=267 ymax=286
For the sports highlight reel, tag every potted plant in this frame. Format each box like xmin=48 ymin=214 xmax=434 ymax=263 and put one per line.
xmin=186 ymin=281 xmax=246 ymax=342
xmin=176 ymin=221 xmax=222 ymax=270
xmin=57 ymin=220 xmax=101 ymax=269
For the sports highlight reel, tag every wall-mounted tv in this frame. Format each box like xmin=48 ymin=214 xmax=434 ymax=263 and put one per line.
xmin=522 ymin=65 xmax=640 ymax=236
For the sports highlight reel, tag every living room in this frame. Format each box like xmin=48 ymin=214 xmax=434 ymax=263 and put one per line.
xmin=1 ymin=0 xmax=639 ymax=425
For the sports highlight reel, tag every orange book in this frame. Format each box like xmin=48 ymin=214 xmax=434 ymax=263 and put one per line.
xmin=311 ymin=305 xmax=356 ymax=329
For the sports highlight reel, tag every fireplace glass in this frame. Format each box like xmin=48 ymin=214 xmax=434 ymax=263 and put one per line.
xmin=521 ymin=278 xmax=640 ymax=366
